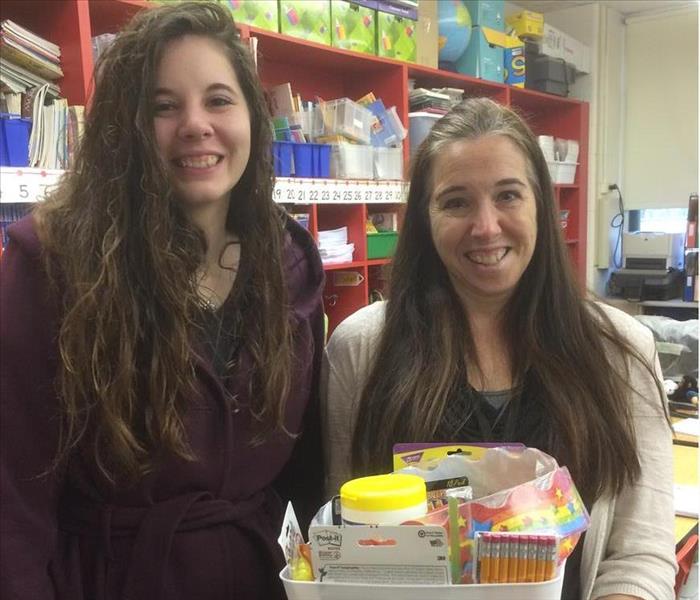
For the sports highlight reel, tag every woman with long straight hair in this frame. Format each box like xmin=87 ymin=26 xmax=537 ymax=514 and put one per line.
xmin=1 ymin=3 xmax=324 ymax=598
xmin=323 ymin=98 xmax=676 ymax=599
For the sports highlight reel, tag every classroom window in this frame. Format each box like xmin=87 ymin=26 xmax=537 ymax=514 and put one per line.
xmin=635 ymin=208 xmax=688 ymax=234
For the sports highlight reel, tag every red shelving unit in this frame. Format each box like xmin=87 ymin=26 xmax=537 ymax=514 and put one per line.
xmin=2 ymin=0 xmax=590 ymax=334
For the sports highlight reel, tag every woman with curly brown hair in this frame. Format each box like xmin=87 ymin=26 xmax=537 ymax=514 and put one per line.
xmin=0 ymin=3 xmax=324 ymax=598
xmin=323 ymin=98 xmax=676 ymax=599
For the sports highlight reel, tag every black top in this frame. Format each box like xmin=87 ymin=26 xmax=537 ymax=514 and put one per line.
xmin=436 ymin=381 xmax=584 ymax=596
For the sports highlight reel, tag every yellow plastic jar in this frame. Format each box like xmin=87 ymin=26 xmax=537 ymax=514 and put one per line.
xmin=339 ymin=473 xmax=427 ymax=525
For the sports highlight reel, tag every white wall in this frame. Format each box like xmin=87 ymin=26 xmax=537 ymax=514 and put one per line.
xmin=622 ymin=5 xmax=699 ymax=210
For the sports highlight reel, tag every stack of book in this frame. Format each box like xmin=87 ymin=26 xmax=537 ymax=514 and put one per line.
xmin=26 ymin=83 xmax=85 ymax=170
xmin=408 ymin=88 xmax=452 ymax=115
xmin=0 ymin=19 xmax=62 ymax=100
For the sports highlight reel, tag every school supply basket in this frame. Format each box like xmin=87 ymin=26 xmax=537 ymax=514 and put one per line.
xmin=280 ymin=564 xmax=565 ymax=600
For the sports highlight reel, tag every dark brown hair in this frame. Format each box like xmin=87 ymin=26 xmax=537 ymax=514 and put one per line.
xmin=35 ymin=1 xmax=292 ymax=483
xmin=352 ymin=98 xmax=666 ymax=503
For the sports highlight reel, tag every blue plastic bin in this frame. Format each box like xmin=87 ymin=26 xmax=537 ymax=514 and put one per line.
xmin=313 ymin=143 xmax=331 ymax=177
xmin=272 ymin=141 xmax=331 ymax=178
xmin=272 ymin=141 xmax=294 ymax=177
xmin=0 ymin=113 xmax=32 ymax=167
xmin=292 ymin=143 xmax=313 ymax=177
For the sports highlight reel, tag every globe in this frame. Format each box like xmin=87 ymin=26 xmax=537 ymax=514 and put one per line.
xmin=438 ymin=0 xmax=472 ymax=64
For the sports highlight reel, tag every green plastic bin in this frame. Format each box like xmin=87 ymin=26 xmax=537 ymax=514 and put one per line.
xmin=367 ymin=231 xmax=398 ymax=259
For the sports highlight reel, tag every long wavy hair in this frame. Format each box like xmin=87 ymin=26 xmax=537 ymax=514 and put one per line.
xmin=35 ymin=2 xmax=292 ymax=483
xmin=352 ymin=98 xmax=666 ymax=504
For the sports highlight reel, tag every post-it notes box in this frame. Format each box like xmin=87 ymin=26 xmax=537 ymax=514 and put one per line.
xmin=455 ymin=26 xmax=505 ymax=83
xmin=224 ymin=0 xmax=279 ymax=32
xmin=331 ymin=0 xmax=377 ymax=56
xmin=464 ymin=0 xmax=505 ymax=31
xmin=376 ymin=0 xmax=418 ymax=63
xmin=279 ymin=0 xmax=331 ymax=45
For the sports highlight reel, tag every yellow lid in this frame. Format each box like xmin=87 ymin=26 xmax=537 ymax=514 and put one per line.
xmin=340 ymin=474 xmax=426 ymax=512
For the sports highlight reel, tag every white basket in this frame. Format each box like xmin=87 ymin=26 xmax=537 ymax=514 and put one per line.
xmin=280 ymin=564 xmax=565 ymax=600
xmin=373 ymin=146 xmax=403 ymax=180
xmin=330 ymin=144 xmax=374 ymax=180
xmin=546 ymin=160 xmax=578 ymax=185
xmin=555 ymin=161 xmax=578 ymax=184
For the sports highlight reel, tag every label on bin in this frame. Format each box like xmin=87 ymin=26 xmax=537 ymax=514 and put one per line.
xmin=309 ymin=524 xmax=450 ymax=584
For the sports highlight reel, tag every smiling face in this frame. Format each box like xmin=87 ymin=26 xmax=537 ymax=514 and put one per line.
xmin=428 ymin=134 xmax=538 ymax=312
xmin=153 ymin=35 xmax=251 ymax=212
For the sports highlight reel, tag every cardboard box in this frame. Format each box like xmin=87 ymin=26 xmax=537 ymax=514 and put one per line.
xmin=225 ymin=0 xmax=279 ymax=32
xmin=503 ymin=34 xmax=525 ymax=87
xmin=464 ymin=0 xmax=505 ymax=31
xmin=455 ymin=26 xmax=505 ymax=83
xmin=331 ymin=0 xmax=377 ymax=55
xmin=279 ymin=0 xmax=332 ymax=45
xmin=506 ymin=9 xmax=544 ymax=40
xmin=376 ymin=2 xmax=417 ymax=62
xmin=416 ymin=0 xmax=438 ymax=68
xmin=541 ymin=23 xmax=590 ymax=74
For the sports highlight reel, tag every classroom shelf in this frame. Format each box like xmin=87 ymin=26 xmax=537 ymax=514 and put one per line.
xmin=0 ymin=0 xmax=589 ymax=335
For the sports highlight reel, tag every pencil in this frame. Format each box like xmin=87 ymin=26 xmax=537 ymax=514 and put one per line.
xmin=535 ymin=536 xmax=547 ymax=582
xmin=517 ymin=535 xmax=528 ymax=582
xmin=498 ymin=535 xmax=509 ymax=583
xmin=543 ymin=536 xmax=557 ymax=581
xmin=507 ymin=535 xmax=518 ymax=582
xmin=479 ymin=533 xmax=491 ymax=583
xmin=490 ymin=533 xmax=501 ymax=583
xmin=526 ymin=535 xmax=538 ymax=582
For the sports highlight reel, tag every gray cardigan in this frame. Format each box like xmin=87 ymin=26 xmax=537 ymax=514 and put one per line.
xmin=321 ymin=301 xmax=676 ymax=599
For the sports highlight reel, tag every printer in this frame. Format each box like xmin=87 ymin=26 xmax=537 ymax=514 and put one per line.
xmin=608 ymin=232 xmax=685 ymax=301
xmin=622 ymin=232 xmax=684 ymax=271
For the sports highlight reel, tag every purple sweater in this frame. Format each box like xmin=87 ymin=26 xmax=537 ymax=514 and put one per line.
xmin=0 ymin=215 xmax=325 ymax=600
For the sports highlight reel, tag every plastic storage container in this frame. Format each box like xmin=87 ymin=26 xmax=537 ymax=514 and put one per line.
xmin=367 ymin=232 xmax=399 ymax=259
xmin=273 ymin=141 xmax=331 ymax=177
xmin=314 ymin=99 xmax=373 ymax=144
xmin=0 ymin=114 xmax=32 ymax=167
xmin=545 ymin=160 xmax=578 ymax=184
xmin=373 ymin=146 xmax=403 ymax=180
xmin=555 ymin=161 xmax=577 ymax=184
xmin=339 ymin=473 xmax=427 ymax=525
xmin=408 ymin=112 xmax=443 ymax=157
xmin=273 ymin=141 xmax=294 ymax=176
xmin=330 ymin=143 xmax=374 ymax=179
xmin=280 ymin=564 xmax=565 ymax=600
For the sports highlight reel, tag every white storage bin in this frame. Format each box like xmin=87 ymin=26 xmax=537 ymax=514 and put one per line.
xmin=280 ymin=565 xmax=565 ymax=600
xmin=314 ymin=99 xmax=373 ymax=144
xmin=408 ymin=112 xmax=443 ymax=157
xmin=330 ymin=143 xmax=374 ymax=180
xmin=555 ymin=161 xmax=578 ymax=184
xmin=374 ymin=146 xmax=404 ymax=180
xmin=545 ymin=160 xmax=578 ymax=184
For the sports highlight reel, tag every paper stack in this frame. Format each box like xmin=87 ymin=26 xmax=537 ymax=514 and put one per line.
xmin=318 ymin=227 xmax=354 ymax=265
